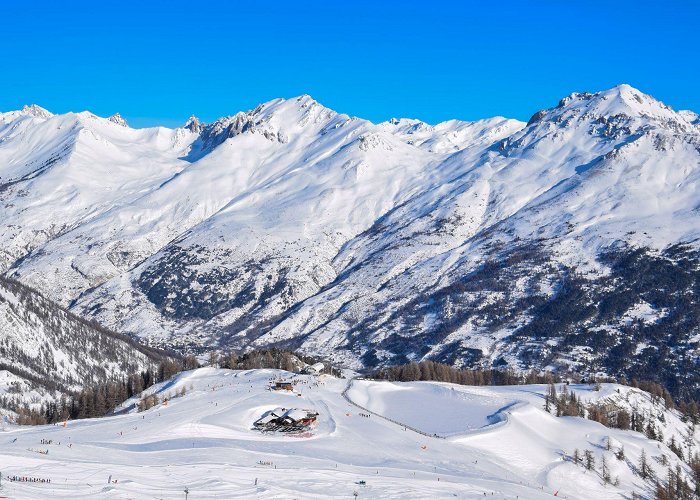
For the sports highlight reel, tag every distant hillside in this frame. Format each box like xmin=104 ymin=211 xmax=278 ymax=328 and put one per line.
xmin=0 ymin=277 xmax=167 ymax=411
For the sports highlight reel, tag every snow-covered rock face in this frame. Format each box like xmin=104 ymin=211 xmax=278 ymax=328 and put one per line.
xmin=21 ymin=104 xmax=53 ymax=119
xmin=679 ymin=110 xmax=700 ymax=128
xmin=525 ymin=84 xmax=695 ymax=138
xmin=108 ymin=112 xmax=128 ymax=127
xmin=183 ymin=115 xmax=203 ymax=134
xmin=2 ymin=86 xmax=700 ymax=397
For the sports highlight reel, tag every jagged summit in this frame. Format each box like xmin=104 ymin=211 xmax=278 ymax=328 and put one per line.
xmin=253 ymin=94 xmax=339 ymax=124
xmin=183 ymin=115 xmax=204 ymax=134
xmin=184 ymin=95 xmax=349 ymax=160
xmin=20 ymin=103 xmax=53 ymax=119
xmin=107 ymin=112 xmax=128 ymax=127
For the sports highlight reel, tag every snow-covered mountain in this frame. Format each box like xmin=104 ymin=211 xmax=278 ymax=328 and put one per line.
xmin=2 ymin=85 xmax=700 ymax=398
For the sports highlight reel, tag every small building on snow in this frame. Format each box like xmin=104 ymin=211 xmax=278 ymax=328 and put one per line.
xmin=272 ymin=381 xmax=294 ymax=391
xmin=253 ymin=407 xmax=319 ymax=432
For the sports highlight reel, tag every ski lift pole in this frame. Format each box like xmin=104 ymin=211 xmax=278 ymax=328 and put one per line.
xmin=184 ymin=487 xmax=189 ymax=499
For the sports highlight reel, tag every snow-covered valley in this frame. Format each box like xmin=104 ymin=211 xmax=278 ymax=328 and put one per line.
xmin=1 ymin=368 xmax=696 ymax=499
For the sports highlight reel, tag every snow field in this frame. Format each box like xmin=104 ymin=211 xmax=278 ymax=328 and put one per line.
xmin=1 ymin=368 xmax=692 ymax=499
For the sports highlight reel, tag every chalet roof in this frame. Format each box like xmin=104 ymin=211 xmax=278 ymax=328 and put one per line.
xmin=284 ymin=409 xmax=309 ymax=421
xmin=255 ymin=413 xmax=278 ymax=425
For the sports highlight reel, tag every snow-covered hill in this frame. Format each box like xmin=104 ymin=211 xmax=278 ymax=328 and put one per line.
xmin=2 ymin=85 xmax=700 ymax=397
xmin=0 ymin=368 xmax=697 ymax=499
xmin=0 ymin=277 xmax=163 ymax=409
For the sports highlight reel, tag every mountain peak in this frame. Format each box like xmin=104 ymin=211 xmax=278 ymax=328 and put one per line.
xmin=21 ymin=104 xmax=53 ymax=119
xmin=586 ymin=83 xmax=672 ymax=113
xmin=562 ymin=84 xmax=675 ymax=116
xmin=183 ymin=115 xmax=204 ymax=133
xmin=107 ymin=112 xmax=128 ymax=127
xmin=255 ymin=94 xmax=327 ymax=118
xmin=292 ymin=94 xmax=319 ymax=109
xmin=527 ymin=84 xmax=692 ymax=134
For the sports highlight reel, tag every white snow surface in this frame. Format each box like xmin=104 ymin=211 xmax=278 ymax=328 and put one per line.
xmin=0 ymin=368 xmax=695 ymax=499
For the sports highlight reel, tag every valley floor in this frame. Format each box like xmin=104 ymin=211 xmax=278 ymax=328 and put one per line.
xmin=0 ymin=369 xmax=667 ymax=498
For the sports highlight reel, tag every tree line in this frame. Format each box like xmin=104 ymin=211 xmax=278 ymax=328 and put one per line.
xmin=10 ymin=356 xmax=195 ymax=425
xmin=373 ymin=360 xmax=566 ymax=386
xmin=209 ymin=348 xmax=341 ymax=377
xmin=11 ymin=348 xmax=337 ymax=425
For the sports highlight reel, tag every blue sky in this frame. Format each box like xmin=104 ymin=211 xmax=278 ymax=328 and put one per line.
xmin=2 ymin=1 xmax=698 ymax=127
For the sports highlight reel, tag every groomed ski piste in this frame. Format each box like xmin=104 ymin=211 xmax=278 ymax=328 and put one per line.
xmin=0 ymin=368 xmax=692 ymax=499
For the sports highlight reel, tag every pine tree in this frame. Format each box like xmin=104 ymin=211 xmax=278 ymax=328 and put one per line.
xmin=668 ymin=435 xmax=683 ymax=460
xmin=617 ymin=409 xmax=631 ymax=430
xmin=601 ymin=455 xmax=610 ymax=484
xmin=689 ymin=452 xmax=700 ymax=497
xmin=94 ymin=390 xmax=107 ymax=416
xmin=263 ymin=351 xmax=275 ymax=369
xmin=219 ymin=351 xmax=237 ymax=369
xmin=639 ymin=449 xmax=651 ymax=479
xmin=646 ymin=421 xmax=657 ymax=441
xmin=545 ymin=383 xmax=556 ymax=414
xmin=183 ymin=355 xmax=199 ymax=370
xmin=585 ymin=449 xmax=595 ymax=470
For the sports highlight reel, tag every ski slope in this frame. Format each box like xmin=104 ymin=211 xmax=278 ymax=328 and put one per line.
xmin=0 ymin=368 xmax=692 ymax=499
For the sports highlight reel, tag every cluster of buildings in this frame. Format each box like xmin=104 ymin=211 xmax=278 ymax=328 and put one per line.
xmin=253 ymin=407 xmax=319 ymax=432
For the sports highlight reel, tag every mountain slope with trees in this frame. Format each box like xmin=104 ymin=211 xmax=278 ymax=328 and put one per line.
xmin=0 ymin=276 xmax=168 ymax=412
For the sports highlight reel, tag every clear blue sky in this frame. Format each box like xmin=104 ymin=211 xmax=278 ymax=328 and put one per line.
xmin=2 ymin=0 xmax=698 ymax=128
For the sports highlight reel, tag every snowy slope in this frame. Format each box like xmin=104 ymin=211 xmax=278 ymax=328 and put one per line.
xmin=0 ymin=277 xmax=162 ymax=408
xmin=2 ymin=85 xmax=700 ymax=397
xmin=0 ymin=368 xmax=696 ymax=499
xmin=0 ymin=106 xmax=195 ymax=275
xmin=379 ymin=116 xmax=523 ymax=154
